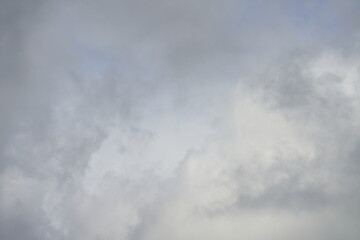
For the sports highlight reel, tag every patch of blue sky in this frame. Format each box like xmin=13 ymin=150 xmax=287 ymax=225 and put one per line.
xmin=285 ymin=0 xmax=325 ymax=28
xmin=78 ymin=47 xmax=114 ymax=79
xmin=284 ymin=0 xmax=359 ymax=37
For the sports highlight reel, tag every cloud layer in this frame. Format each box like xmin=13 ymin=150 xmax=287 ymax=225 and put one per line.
xmin=1 ymin=0 xmax=360 ymax=239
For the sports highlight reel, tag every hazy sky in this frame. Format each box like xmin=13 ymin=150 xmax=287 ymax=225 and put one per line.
xmin=1 ymin=0 xmax=360 ymax=239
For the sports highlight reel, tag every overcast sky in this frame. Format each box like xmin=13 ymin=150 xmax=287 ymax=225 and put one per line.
xmin=1 ymin=0 xmax=360 ymax=239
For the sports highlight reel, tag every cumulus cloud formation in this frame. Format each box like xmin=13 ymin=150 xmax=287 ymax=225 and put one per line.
xmin=1 ymin=0 xmax=360 ymax=239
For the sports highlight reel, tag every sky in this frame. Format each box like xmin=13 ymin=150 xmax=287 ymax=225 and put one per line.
xmin=1 ymin=0 xmax=360 ymax=239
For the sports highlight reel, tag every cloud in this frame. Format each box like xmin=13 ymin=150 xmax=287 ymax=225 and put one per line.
xmin=1 ymin=0 xmax=360 ymax=239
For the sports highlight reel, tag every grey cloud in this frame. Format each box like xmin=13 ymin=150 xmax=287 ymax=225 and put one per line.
xmin=1 ymin=0 xmax=360 ymax=239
